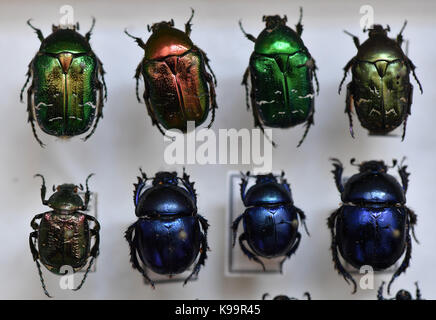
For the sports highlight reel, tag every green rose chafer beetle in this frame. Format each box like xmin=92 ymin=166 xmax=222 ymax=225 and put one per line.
xmin=21 ymin=19 xmax=107 ymax=147
xmin=339 ymin=22 xmax=423 ymax=139
xmin=239 ymin=8 xmax=319 ymax=147
xmin=29 ymin=174 xmax=100 ymax=297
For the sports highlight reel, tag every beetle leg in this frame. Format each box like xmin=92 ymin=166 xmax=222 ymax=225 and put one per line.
xmin=184 ymin=8 xmax=195 ymax=37
xmin=30 ymin=213 xmax=44 ymax=231
xmin=124 ymin=29 xmax=146 ymax=49
xmin=125 ymin=222 xmax=155 ymax=288
xmin=295 ymin=7 xmax=303 ymax=37
xmin=345 ymin=83 xmax=355 ymax=138
xmin=330 ymin=158 xmax=345 ymax=193
xmin=310 ymin=58 xmax=320 ymax=95
xmin=327 ymin=208 xmax=357 ymax=293
xmin=278 ymin=232 xmax=301 ymax=273
xmin=239 ymin=172 xmax=250 ymax=205
xmin=398 ymin=161 xmax=410 ymax=193
xmin=85 ymin=17 xmax=96 ymax=42
xmin=406 ymin=207 xmax=419 ymax=243
xmin=182 ymin=168 xmax=198 ymax=203
xmin=253 ymin=108 xmax=277 ymax=147
xmin=81 ymin=173 xmax=95 ymax=211
xmin=377 ymin=281 xmax=386 ymax=300
xmin=20 ymin=62 xmax=32 ymax=102
xmin=27 ymin=83 xmax=45 ymax=147
xmin=29 ymin=231 xmax=51 ymax=297
xmin=198 ymin=48 xmax=217 ymax=86
xmin=396 ymin=20 xmax=407 ymax=47
xmin=303 ymin=292 xmax=311 ymax=300
xmin=27 ymin=19 xmax=44 ymax=42
xmin=295 ymin=206 xmax=310 ymax=236
xmin=238 ymin=20 xmax=257 ymax=43
xmin=133 ymin=174 xmax=147 ymax=207
xmin=343 ymin=30 xmax=360 ymax=49
xmin=238 ymin=233 xmax=266 ymax=271
xmin=262 ymin=293 xmax=270 ymax=300
xmin=83 ymin=59 xmax=105 ymax=141
xmin=204 ymin=70 xmax=218 ymax=129
xmin=134 ymin=62 xmax=143 ymax=103
xmin=338 ymin=58 xmax=354 ymax=94
xmin=415 ymin=282 xmax=422 ymax=300
xmin=34 ymin=175 xmax=49 ymax=205
xmin=184 ymin=214 xmax=209 ymax=285
xmin=242 ymin=67 xmax=251 ymax=110
xmin=231 ymin=213 xmax=245 ymax=247
xmin=407 ymin=58 xmax=423 ymax=94
xmin=72 ymin=256 xmax=96 ymax=291
xmin=86 ymin=214 xmax=101 ymax=257
xmin=387 ymin=233 xmax=412 ymax=295
xmin=279 ymin=174 xmax=290 ymax=193
xmin=142 ymin=81 xmax=170 ymax=137
xmin=297 ymin=111 xmax=314 ymax=147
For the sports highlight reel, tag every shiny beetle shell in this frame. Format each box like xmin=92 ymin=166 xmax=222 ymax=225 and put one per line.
xmin=232 ymin=172 xmax=309 ymax=272
xmin=339 ymin=22 xmax=423 ymax=140
xmin=239 ymin=8 xmax=319 ymax=147
xmin=328 ymin=159 xmax=418 ymax=295
xmin=125 ymin=9 xmax=217 ymax=134
xmin=125 ymin=170 xmax=209 ymax=287
xmin=21 ymin=19 xmax=107 ymax=147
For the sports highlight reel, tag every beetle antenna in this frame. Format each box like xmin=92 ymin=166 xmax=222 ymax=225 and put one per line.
xmin=27 ymin=19 xmax=44 ymax=42
xmin=85 ymin=17 xmax=96 ymax=41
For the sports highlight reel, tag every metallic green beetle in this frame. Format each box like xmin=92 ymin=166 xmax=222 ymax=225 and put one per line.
xmin=240 ymin=8 xmax=319 ymax=147
xmin=339 ymin=22 xmax=423 ymax=139
xmin=21 ymin=19 xmax=107 ymax=147
xmin=29 ymin=174 xmax=100 ymax=297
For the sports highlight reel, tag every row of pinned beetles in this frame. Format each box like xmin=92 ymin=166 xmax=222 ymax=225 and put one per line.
xmin=31 ymin=159 xmax=419 ymax=299
xmin=21 ymin=7 xmax=422 ymax=148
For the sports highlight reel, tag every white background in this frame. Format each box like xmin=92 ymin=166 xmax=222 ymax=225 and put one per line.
xmin=0 ymin=0 xmax=435 ymax=299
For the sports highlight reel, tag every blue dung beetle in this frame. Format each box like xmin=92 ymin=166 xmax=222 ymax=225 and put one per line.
xmin=232 ymin=171 xmax=309 ymax=271
xmin=125 ymin=169 xmax=209 ymax=287
xmin=328 ymin=158 xmax=418 ymax=294
xmin=377 ymin=281 xmax=423 ymax=300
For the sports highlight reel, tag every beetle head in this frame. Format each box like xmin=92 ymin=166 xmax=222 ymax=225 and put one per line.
xmin=352 ymin=158 xmax=397 ymax=173
xmin=148 ymin=19 xmax=175 ymax=33
xmin=255 ymin=173 xmax=277 ymax=184
xmin=395 ymin=289 xmax=412 ymax=300
xmin=262 ymin=15 xmax=287 ymax=29
xmin=153 ymin=171 xmax=179 ymax=186
xmin=367 ymin=24 xmax=389 ymax=37
xmin=48 ymin=183 xmax=84 ymax=212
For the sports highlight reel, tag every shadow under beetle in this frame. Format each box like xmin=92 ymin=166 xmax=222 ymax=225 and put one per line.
xmin=125 ymin=169 xmax=209 ymax=287
xmin=328 ymin=158 xmax=418 ymax=294
xmin=239 ymin=8 xmax=319 ymax=147
xmin=339 ymin=22 xmax=422 ymax=140
xmin=378 ymin=281 xmax=423 ymax=300
xmin=29 ymin=174 xmax=100 ymax=298
xmin=125 ymin=8 xmax=217 ymax=135
xmin=21 ymin=19 xmax=107 ymax=147
xmin=232 ymin=171 xmax=309 ymax=272
xmin=263 ymin=292 xmax=311 ymax=300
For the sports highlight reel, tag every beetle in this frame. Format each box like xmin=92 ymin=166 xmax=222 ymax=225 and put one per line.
xmin=328 ymin=158 xmax=418 ymax=294
xmin=125 ymin=9 xmax=217 ymax=135
xmin=378 ymin=281 xmax=422 ymax=300
xmin=20 ymin=18 xmax=107 ymax=147
xmin=339 ymin=22 xmax=423 ymax=140
xmin=239 ymin=8 xmax=319 ymax=147
xmin=262 ymin=292 xmax=311 ymax=300
xmin=29 ymin=174 xmax=100 ymax=297
xmin=232 ymin=171 xmax=309 ymax=271
xmin=125 ymin=169 xmax=209 ymax=287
